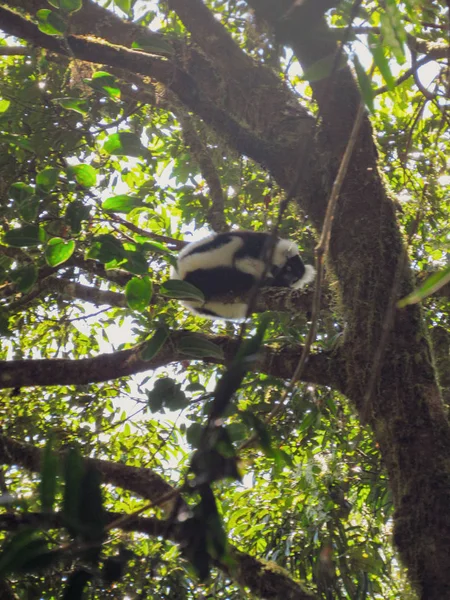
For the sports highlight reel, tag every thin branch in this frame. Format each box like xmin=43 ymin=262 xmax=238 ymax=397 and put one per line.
xmin=177 ymin=110 xmax=228 ymax=233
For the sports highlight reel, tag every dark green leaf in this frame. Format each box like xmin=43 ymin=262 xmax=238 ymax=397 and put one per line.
xmin=62 ymin=447 xmax=84 ymax=537
xmin=0 ymin=530 xmax=52 ymax=575
xmin=63 ymin=569 xmax=92 ymax=600
xmin=102 ymin=195 xmax=143 ymax=214
xmin=36 ymin=167 xmax=60 ymax=192
xmin=103 ymin=132 xmax=148 ymax=157
xmin=3 ymin=225 xmax=43 ymax=248
xmin=45 ymin=238 xmax=75 ymax=266
xmin=36 ymin=9 xmax=67 ymax=35
xmin=147 ymin=377 xmax=188 ymax=412
xmin=178 ymin=334 xmax=224 ymax=359
xmin=87 ymin=234 xmax=125 ymax=263
xmin=8 ymin=182 xmax=33 ymax=202
xmin=69 ymin=164 xmax=97 ymax=187
xmin=186 ymin=422 xmax=203 ymax=448
xmin=65 ymin=200 xmax=91 ymax=234
xmin=240 ymin=410 xmax=272 ymax=455
xmin=79 ymin=466 xmax=105 ymax=546
xmin=353 ymin=55 xmax=374 ymax=112
xmin=18 ymin=196 xmax=40 ymax=223
xmin=141 ymin=327 xmax=169 ymax=361
xmin=160 ymin=279 xmax=205 ymax=302
xmin=40 ymin=438 xmax=58 ymax=512
xmin=112 ymin=249 xmax=149 ymax=275
xmin=0 ymin=311 xmax=10 ymax=336
xmin=125 ymin=276 xmax=153 ymax=311
xmin=10 ymin=264 xmax=38 ymax=293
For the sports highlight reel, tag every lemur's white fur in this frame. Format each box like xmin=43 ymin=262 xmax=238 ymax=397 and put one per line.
xmin=171 ymin=233 xmax=315 ymax=320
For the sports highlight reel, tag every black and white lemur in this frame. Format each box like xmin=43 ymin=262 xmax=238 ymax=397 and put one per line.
xmin=172 ymin=231 xmax=315 ymax=320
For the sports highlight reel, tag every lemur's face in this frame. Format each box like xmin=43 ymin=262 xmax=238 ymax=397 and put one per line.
xmin=282 ymin=254 xmax=305 ymax=285
xmin=270 ymin=254 xmax=305 ymax=287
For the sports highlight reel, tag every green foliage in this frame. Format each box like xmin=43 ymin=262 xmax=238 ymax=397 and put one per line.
xmin=45 ymin=237 xmax=76 ymax=266
xmin=36 ymin=9 xmax=67 ymax=36
xmin=0 ymin=0 xmax=447 ymax=597
xmin=125 ymin=276 xmax=153 ymax=311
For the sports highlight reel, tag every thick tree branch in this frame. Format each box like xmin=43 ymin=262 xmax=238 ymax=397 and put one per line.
xmin=0 ymin=434 xmax=176 ymax=506
xmin=167 ymin=0 xmax=254 ymax=74
xmin=0 ymin=331 xmax=341 ymax=391
xmin=247 ymin=1 xmax=450 ymax=597
xmin=0 ymin=508 xmax=316 ymax=598
xmin=0 ymin=6 xmax=278 ymax=168
xmin=0 ymin=439 xmax=316 ymax=599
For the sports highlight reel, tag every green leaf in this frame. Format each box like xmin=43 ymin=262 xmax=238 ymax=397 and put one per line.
xmin=369 ymin=34 xmax=395 ymax=91
xmin=3 ymin=225 xmax=43 ymax=248
xmin=147 ymin=377 xmax=188 ymax=412
xmin=178 ymin=334 xmax=224 ymax=359
xmin=186 ymin=422 xmax=203 ymax=448
xmin=0 ymin=531 xmax=58 ymax=574
xmin=69 ymin=164 xmax=97 ymax=187
xmin=114 ymin=0 xmax=131 ymax=15
xmin=65 ymin=200 xmax=90 ymax=234
xmin=102 ymin=195 xmax=143 ymax=214
xmin=86 ymin=72 xmax=121 ymax=100
xmin=47 ymin=0 xmax=82 ymax=13
xmin=53 ymin=97 xmax=89 ymax=115
xmin=141 ymin=327 xmax=169 ymax=361
xmin=117 ymin=250 xmax=149 ymax=275
xmin=18 ymin=196 xmax=40 ymax=223
xmin=0 ymin=311 xmax=10 ymax=336
xmin=40 ymin=438 xmax=58 ymax=512
xmin=3 ymin=133 xmax=34 ymax=152
xmin=160 ymin=279 xmax=205 ymax=302
xmin=87 ymin=234 xmax=125 ymax=263
xmin=62 ymin=447 xmax=84 ymax=537
xmin=45 ymin=238 xmax=75 ymax=266
xmin=353 ymin=55 xmax=374 ymax=112
xmin=9 ymin=182 xmax=34 ymax=202
xmin=240 ymin=410 xmax=273 ymax=456
xmin=79 ymin=469 xmax=104 ymax=535
xmin=0 ymin=99 xmax=11 ymax=113
xmin=36 ymin=167 xmax=60 ymax=192
xmin=63 ymin=569 xmax=92 ymax=600
xmin=10 ymin=264 xmax=38 ymax=293
xmin=381 ymin=0 xmax=406 ymax=64
xmin=301 ymin=53 xmax=347 ymax=82
xmin=131 ymin=34 xmax=174 ymax=56
xmin=103 ymin=132 xmax=148 ymax=157
xmin=125 ymin=276 xmax=153 ymax=311
xmin=398 ymin=266 xmax=450 ymax=307
xmin=36 ymin=9 xmax=67 ymax=36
